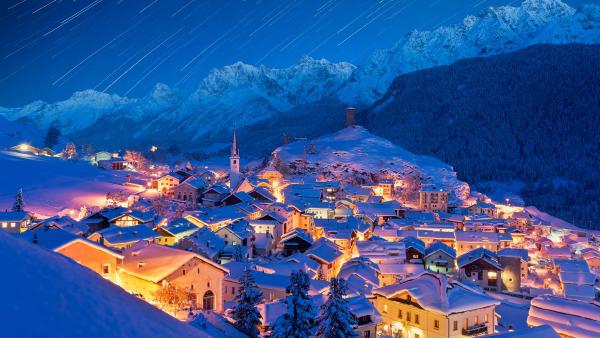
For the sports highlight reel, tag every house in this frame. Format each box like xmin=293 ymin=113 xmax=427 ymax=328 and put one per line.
xmin=248 ymin=212 xmax=287 ymax=245
xmin=372 ymin=272 xmax=499 ymax=338
xmin=402 ymin=236 xmax=426 ymax=263
xmin=424 ymin=241 xmax=456 ymax=275
xmin=154 ymin=218 xmax=199 ymax=246
xmin=173 ymin=178 xmax=206 ymax=203
xmin=0 ymin=211 xmax=33 ymax=233
xmin=98 ymin=157 xmax=128 ymax=170
xmin=527 ymin=295 xmax=600 ymax=338
xmin=458 ymin=248 xmax=503 ymax=291
xmin=177 ymin=226 xmax=226 ymax=262
xmin=554 ymin=258 xmax=597 ymax=301
xmin=215 ymin=220 xmax=254 ymax=247
xmin=222 ymin=263 xmax=328 ymax=303
xmin=30 ymin=215 xmax=89 ymax=236
xmin=21 ymin=227 xmax=123 ymax=284
xmin=344 ymin=185 xmax=372 ymax=202
xmin=280 ymin=228 xmax=313 ymax=256
xmin=582 ymin=249 xmax=600 ymax=270
xmin=419 ymin=186 xmax=449 ymax=213
xmin=221 ymin=191 xmax=254 ymax=206
xmin=338 ymin=257 xmax=381 ymax=292
xmin=313 ymin=181 xmax=341 ymax=201
xmin=348 ymin=295 xmax=383 ymax=338
xmin=88 ymin=224 xmax=160 ymax=250
xmin=202 ymin=184 xmax=230 ymax=206
xmin=468 ymin=201 xmax=497 ymax=217
xmin=156 ymin=171 xmax=193 ymax=196
xmin=417 ymin=230 xmax=456 ymax=249
xmin=356 ymin=240 xmax=406 ymax=266
xmin=455 ymin=231 xmax=500 ymax=256
xmin=498 ymin=248 xmax=529 ymax=292
xmin=120 ymin=241 xmax=229 ymax=312
xmin=81 ymin=207 xmax=155 ymax=233
xmin=183 ymin=205 xmax=246 ymax=230
xmin=306 ymin=237 xmax=344 ymax=280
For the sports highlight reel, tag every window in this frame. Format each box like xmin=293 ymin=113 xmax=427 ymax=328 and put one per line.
xmin=383 ymin=304 xmax=388 ymax=313
xmin=182 ymin=269 xmax=186 ymax=276
xmin=464 ymin=318 xmax=469 ymax=328
xmin=406 ymin=312 xmax=411 ymax=322
xmin=434 ymin=319 xmax=439 ymax=330
xmin=397 ymin=309 xmax=402 ymax=319
xmin=232 ymin=287 xmax=235 ymax=295
xmin=475 ymin=315 xmax=479 ymax=324
xmin=453 ymin=320 xmax=458 ymax=331
xmin=102 ymin=264 xmax=110 ymax=275
xmin=10 ymin=222 xmax=16 ymax=228
xmin=414 ymin=314 xmax=419 ymax=324
xmin=487 ymin=271 xmax=497 ymax=279
xmin=485 ymin=314 xmax=489 ymax=323
xmin=406 ymin=295 xmax=412 ymax=302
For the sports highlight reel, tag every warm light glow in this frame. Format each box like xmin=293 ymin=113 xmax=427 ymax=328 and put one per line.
xmin=18 ymin=144 xmax=29 ymax=151
xmin=150 ymin=145 xmax=158 ymax=152
xmin=488 ymin=271 xmax=498 ymax=279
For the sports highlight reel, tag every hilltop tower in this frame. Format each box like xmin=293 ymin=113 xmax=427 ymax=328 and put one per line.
xmin=346 ymin=107 xmax=356 ymax=128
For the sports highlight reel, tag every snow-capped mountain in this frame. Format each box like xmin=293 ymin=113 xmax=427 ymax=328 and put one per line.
xmin=1 ymin=0 xmax=599 ymax=151
xmin=339 ymin=0 xmax=600 ymax=105
xmin=271 ymin=126 xmax=470 ymax=204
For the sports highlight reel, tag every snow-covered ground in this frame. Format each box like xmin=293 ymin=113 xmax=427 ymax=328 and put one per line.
xmin=273 ymin=126 xmax=470 ymax=204
xmin=0 ymin=231 xmax=207 ymax=338
xmin=0 ymin=150 xmax=139 ymax=217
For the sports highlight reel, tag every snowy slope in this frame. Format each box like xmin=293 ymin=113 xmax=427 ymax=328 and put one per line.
xmin=0 ymin=115 xmax=67 ymax=150
xmin=0 ymin=150 xmax=137 ymax=217
xmin=272 ymin=126 xmax=470 ymax=204
xmin=339 ymin=0 xmax=600 ymax=105
xmin=0 ymin=231 xmax=208 ymax=338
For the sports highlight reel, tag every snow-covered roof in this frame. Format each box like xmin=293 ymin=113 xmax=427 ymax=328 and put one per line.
xmin=425 ymin=241 xmax=456 ymax=259
xmin=528 ymin=295 xmax=600 ymax=338
xmin=161 ymin=218 xmax=199 ymax=237
xmin=562 ymin=283 xmax=597 ymax=301
xmin=0 ymin=211 xmax=31 ymax=221
xmin=181 ymin=226 xmax=225 ymax=259
xmin=122 ymin=241 xmax=228 ymax=283
xmin=402 ymin=236 xmax=426 ymax=253
xmin=33 ymin=215 xmax=88 ymax=235
xmin=20 ymin=227 xmax=123 ymax=258
xmin=338 ymin=257 xmax=380 ymax=287
xmin=483 ymin=325 xmax=560 ymax=338
xmin=457 ymin=247 xmax=503 ymax=270
xmin=373 ymin=272 xmax=499 ymax=315
xmin=470 ymin=200 xmax=496 ymax=209
xmin=280 ymin=228 xmax=313 ymax=245
xmin=91 ymin=224 xmax=159 ymax=245
xmin=498 ymin=248 xmax=529 ymax=261
xmin=377 ymin=263 xmax=424 ymax=276
xmin=455 ymin=231 xmax=499 ymax=243
xmin=306 ymin=237 xmax=343 ymax=264
xmin=417 ymin=230 xmax=455 ymax=240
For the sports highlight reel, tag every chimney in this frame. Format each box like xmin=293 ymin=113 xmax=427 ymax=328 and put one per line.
xmin=346 ymin=107 xmax=356 ymax=128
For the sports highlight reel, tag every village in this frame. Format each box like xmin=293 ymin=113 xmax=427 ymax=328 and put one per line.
xmin=1 ymin=108 xmax=599 ymax=338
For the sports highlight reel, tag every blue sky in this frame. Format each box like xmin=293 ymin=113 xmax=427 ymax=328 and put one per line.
xmin=0 ymin=0 xmax=594 ymax=106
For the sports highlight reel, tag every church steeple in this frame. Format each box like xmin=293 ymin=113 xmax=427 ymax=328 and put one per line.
xmin=230 ymin=129 xmax=240 ymax=180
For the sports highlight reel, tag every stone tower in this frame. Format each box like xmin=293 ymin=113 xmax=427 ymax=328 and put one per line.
xmin=346 ymin=107 xmax=356 ymax=127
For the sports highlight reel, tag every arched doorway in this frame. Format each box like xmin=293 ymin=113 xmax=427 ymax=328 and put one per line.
xmin=203 ymin=290 xmax=214 ymax=310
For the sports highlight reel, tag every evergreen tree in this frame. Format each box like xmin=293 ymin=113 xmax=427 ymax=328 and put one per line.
xmin=44 ymin=126 xmax=61 ymax=148
xmin=231 ymin=269 xmax=263 ymax=337
xmin=317 ymin=278 xmax=356 ymax=338
xmin=12 ymin=188 xmax=25 ymax=212
xmin=271 ymin=270 xmax=316 ymax=338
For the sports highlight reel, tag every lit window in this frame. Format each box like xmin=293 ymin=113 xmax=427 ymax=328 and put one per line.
xmin=383 ymin=304 xmax=388 ymax=313
xmin=10 ymin=222 xmax=16 ymax=228
xmin=1 ymin=222 xmax=6 ymax=228
xmin=485 ymin=314 xmax=489 ymax=322
xmin=102 ymin=264 xmax=110 ymax=275
xmin=487 ymin=271 xmax=497 ymax=279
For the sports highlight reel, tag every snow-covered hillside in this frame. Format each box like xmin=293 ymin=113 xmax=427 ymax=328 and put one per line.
xmin=2 ymin=0 xmax=599 ymax=151
xmin=339 ymin=0 xmax=600 ymax=105
xmin=0 ymin=150 xmax=137 ymax=217
xmin=0 ymin=231 xmax=207 ymax=338
xmin=272 ymin=126 xmax=470 ymax=204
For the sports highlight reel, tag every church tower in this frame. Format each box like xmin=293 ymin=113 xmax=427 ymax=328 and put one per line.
xmin=230 ymin=129 xmax=240 ymax=186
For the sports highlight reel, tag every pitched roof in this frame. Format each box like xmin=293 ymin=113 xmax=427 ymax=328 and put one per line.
xmin=306 ymin=237 xmax=343 ymax=264
xmin=373 ymin=272 xmax=499 ymax=315
xmin=280 ymin=228 xmax=313 ymax=245
xmin=20 ymin=227 xmax=123 ymax=258
xmin=457 ymin=247 xmax=503 ymax=270
xmin=91 ymin=224 xmax=159 ymax=245
xmin=528 ymin=295 xmax=600 ymax=338
xmin=0 ymin=211 xmax=31 ymax=222
xmin=498 ymin=248 xmax=529 ymax=261
xmin=425 ymin=241 xmax=456 ymax=259
xmin=122 ymin=241 xmax=228 ymax=283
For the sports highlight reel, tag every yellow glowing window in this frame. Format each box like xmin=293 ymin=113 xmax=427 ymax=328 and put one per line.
xmin=487 ymin=271 xmax=498 ymax=279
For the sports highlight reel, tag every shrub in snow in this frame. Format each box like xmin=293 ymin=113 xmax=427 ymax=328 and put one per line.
xmin=231 ymin=269 xmax=263 ymax=337
xmin=270 ymin=270 xmax=316 ymax=338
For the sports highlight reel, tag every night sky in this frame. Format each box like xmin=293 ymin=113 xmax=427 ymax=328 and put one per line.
xmin=0 ymin=0 xmax=594 ymax=106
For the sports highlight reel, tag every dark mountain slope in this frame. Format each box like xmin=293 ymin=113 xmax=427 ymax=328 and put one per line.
xmin=366 ymin=43 xmax=600 ymax=227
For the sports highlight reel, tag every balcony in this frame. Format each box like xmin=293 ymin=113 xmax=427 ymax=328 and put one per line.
xmin=462 ymin=323 xmax=488 ymax=336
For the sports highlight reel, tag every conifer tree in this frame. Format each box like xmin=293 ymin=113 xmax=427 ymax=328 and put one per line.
xmin=271 ymin=270 xmax=316 ymax=338
xmin=231 ymin=269 xmax=263 ymax=337
xmin=317 ymin=278 xmax=356 ymax=338
xmin=12 ymin=188 xmax=25 ymax=212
